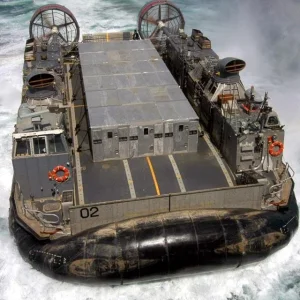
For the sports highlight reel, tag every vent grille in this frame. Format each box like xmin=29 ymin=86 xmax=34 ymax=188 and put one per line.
xmin=62 ymin=190 xmax=73 ymax=203
xmin=225 ymin=59 xmax=246 ymax=74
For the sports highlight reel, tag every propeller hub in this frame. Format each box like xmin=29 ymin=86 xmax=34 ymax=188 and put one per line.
xmin=158 ymin=21 xmax=165 ymax=29
xmin=51 ymin=26 xmax=58 ymax=34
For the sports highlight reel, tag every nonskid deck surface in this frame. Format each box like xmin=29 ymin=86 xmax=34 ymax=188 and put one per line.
xmin=71 ymin=38 xmax=231 ymax=205
xmin=78 ymin=137 xmax=230 ymax=204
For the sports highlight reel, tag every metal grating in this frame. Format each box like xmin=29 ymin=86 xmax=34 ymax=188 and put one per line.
xmin=62 ymin=190 xmax=73 ymax=203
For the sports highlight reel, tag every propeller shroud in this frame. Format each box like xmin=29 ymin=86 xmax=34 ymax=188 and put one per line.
xmin=138 ymin=0 xmax=185 ymax=39
xmin=29 ymin=4 xmax=80 ymax=50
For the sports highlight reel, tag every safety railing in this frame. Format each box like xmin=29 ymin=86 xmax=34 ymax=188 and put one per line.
xmin=23 ymin=206 xmax=61 ymax=231
xmin=269 ymin=161 xmax=294 ymax=197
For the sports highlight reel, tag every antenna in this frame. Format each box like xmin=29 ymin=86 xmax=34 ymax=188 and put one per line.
xmin=256 ymin=92 xmax=269 ymax=128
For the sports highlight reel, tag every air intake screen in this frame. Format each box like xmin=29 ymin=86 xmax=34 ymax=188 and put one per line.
xmin=28 ymin=73 xmax=54 ymax=88
xmin=225 ymin=59 xmax=246 ymax=73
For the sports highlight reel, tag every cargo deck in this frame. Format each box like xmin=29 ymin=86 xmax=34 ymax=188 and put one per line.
xmin=69 ymin=37 xmax=234 ymax=206
xmin=78 ymin=136 xmax=231 ymax=204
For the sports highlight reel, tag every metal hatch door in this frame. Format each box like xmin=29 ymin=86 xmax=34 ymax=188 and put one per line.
xmin=138 ymin=125 xmax=154 ymax=155
xmin=103 ymin=127 xmax=119 ymax=160
xmin=154 ymin=123 xmax=164 ymax=154
xmin=129 ymin=126 xmax=138 ymax=158
xmin=174 ymin=122 xmax=188 ymax=152
xmin=188 ymin=120 xmax=198 ymax=152
xmin=163 ymin=122 xmax=174 ymax=154
xmin=91 ymin=129 xmax=104 ymax=162
xmin=118 ymin=126 xmax=129 ymax=159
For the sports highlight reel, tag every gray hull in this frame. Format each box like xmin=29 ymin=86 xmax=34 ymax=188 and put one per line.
xmin=10 ymin=184 xmax=298 ymax=285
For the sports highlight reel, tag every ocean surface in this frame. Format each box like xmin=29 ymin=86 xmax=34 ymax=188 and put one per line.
xmin=0 ymin=0 xmax=300 ymax=299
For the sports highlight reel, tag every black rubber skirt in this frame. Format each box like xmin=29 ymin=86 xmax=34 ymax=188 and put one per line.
xmin=9 ymin=189 xmax=298 ymax=285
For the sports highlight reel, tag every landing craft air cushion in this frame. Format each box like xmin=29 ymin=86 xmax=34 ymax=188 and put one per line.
xmin=9 ymin=1 xmax=298 ymax=284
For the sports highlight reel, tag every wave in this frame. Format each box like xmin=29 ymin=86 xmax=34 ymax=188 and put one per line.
xmin=0 ymin=0 xmax=35 ymax=17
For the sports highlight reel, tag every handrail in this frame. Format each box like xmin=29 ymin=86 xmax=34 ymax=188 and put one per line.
xmin=269 ymin=161 xmax=294 ymax=197
xmin=24 ymin=207 xmax=59 ymax=227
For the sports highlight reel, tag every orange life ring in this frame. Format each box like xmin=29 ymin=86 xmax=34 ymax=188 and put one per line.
xmin=48 ymin=165 xmax=70 ymax=183
xmin=269 ymin=141 xmax=284 ymax=156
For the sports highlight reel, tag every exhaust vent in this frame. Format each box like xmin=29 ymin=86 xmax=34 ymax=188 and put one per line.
xmin=214 ymin=57 xmax=246 ymax=84
xmin=224 ymin=59 xmax=246 ymax=74
xmin=218 ymin=57 xmax=246 ymax=75
xmin=28 ymin=73 xmax=54 ymax=89
xmin=191 ymin=29 xmax=203 ymax=42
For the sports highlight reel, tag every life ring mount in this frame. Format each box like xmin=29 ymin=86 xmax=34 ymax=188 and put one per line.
xmin=48 ymin=165 xmax=70 ymax=183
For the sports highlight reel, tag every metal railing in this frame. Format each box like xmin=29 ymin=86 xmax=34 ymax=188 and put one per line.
xmin=267 ymin=159 xmax=295 ymax=208
xmin=23 ymin=206 xmax=62 ymax=233
xmin=269 ymin=161 xmax=294 ymax=197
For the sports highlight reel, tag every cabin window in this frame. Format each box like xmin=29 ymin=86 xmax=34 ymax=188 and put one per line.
xmin=179 ymin=125 xmax=184 ymax=132
xmin=144 ymin=128 xmax=149 ymax=135
xmin=15 ymin=139 xmax=31 ymax=156
xmin=201 ymin=75 xmax=209 ymax=87
xmin=48 ymin=135 xmax=65 ymax=154
xmin=209 ymin=82 xmax=214 ymax=90
xmin=33 ymin=137 xmax=46 ymax=155
xmin=107 ymin=132 xmax=113 ymax=139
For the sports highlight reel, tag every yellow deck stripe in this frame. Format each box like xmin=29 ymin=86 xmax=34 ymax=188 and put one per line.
xmin=146 ymin=156 xmax=161 ymax=195
xmin=106 ymin=32 xmax=109 ymax=42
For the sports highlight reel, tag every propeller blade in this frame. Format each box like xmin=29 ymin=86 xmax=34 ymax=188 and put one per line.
xmin=57 ymin=21 xmax=75 ymax=28
xmin=58 ymin=32 xmax=68 ymax=44
xmin=161 ymin=15 xmax=179 ymax=23
xmin=143 ymin=16 xmax=157 ymax=25
xmin=149 ymin=25 xmax=160 ymax=38
xmin=42 ymin=15 xmax=53 ymax=28
xmin=32 ymin=22 xmax=51 ymax=29
xmin=158 ymin=4 xmax=161 ymax=21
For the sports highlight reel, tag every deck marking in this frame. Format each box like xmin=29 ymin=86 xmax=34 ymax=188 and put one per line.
xmin=123 ymin=159 xmax=136 ymax=199
xmin=200 ymin=127 xmax=234 ymax=187
xmin=66 ymin=65 xmax=85 ymax=205
xmin=106 ymin=32 xmax=109 ymax=42
xmin=168 ymin=154 xmax=186 ymax=193
xmin=146 ymin=156 xmax=161 ymax=195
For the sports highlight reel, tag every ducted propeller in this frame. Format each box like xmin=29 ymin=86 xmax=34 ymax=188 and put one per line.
xmin=138 ymin=0 xmax=185 ymax=39
xmin=29 ymin=4 xmax=80 ymax=50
